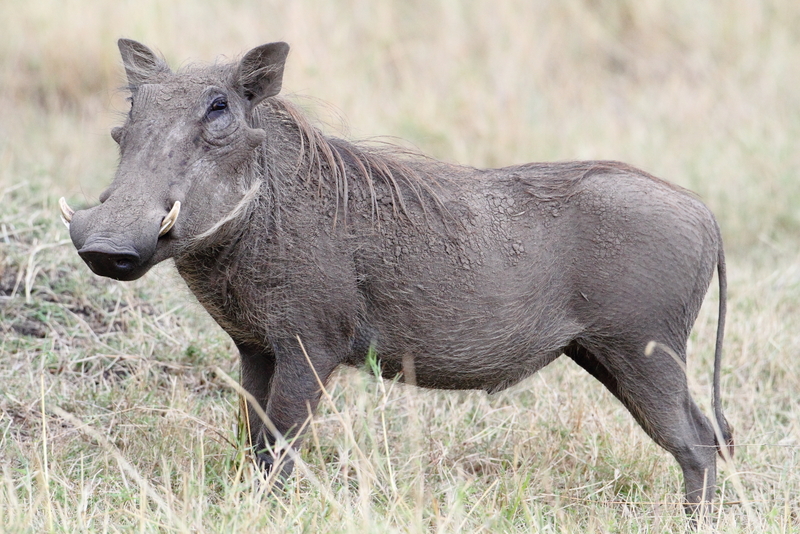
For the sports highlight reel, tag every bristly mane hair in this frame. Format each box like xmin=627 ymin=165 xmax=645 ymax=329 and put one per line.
xmin=255 ymin=97 xmax=450 ymax=227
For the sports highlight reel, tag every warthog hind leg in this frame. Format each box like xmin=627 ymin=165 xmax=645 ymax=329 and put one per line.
xmin=565 ymin=340 xmax=718 ymax=518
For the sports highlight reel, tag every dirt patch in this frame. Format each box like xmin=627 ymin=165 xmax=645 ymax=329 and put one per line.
xmin=0 ymin=403 xmax=36 ymax=443
xmin=0 ymin=264 xmax=21 ymax=297
xmin=65 ymin=300 xmax=132 ymax=335
xmin=9 ymin=319 xmax=48 ymax=338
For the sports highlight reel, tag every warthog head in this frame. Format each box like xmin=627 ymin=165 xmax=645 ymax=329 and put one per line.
xmin=62 ymin=39 xmax=289 ymax=280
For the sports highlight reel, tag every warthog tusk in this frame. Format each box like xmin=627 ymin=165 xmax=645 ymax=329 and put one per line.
xmin=59 ymin=197 xmax=74 ymax=227
xmin=159 ymin=201 xmax=181 ymax=237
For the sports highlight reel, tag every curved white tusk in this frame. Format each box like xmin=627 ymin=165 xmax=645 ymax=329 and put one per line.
xmin=159 ymin=201 xmax=181 ymax=237
xmin=59 ymin=197 xmax=74 ymax=228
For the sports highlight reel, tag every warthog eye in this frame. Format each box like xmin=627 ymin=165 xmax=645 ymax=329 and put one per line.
xmin=207 ymin=97 xmax=228 ymax=120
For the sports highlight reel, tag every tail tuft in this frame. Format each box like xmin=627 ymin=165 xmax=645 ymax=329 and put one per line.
xmin=715 ymin=418 xmax=735 ymax=459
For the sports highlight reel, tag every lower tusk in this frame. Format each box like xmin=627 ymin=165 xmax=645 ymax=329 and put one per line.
xmin=159 ymin=201 xmax=181 ymax=237
xmin=59 ymin=197 xmax=74 ymax=228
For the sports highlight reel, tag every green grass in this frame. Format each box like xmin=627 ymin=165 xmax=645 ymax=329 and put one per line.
xmin=2 ymin=0 xmax=800 ymax=531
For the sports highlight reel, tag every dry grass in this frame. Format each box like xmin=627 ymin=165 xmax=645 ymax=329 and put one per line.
xmin=1 ymin=0 xmax=799 ymax=532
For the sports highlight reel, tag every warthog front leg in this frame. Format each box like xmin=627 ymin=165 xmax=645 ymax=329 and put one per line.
xmin=238 ymin=338 xmax=337 ymax=481
xmin=237 ymin=341 xmax=280 ymax=472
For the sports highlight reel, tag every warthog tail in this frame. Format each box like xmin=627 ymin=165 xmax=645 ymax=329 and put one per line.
xmin=713 ymin=224 xmax=734 ymax=459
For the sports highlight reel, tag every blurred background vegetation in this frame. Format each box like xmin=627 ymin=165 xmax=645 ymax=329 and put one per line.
xmin=0 ymin=0 xmax=798 ymax=531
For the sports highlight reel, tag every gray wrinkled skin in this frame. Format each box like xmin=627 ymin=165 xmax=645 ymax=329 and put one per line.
xmin=67 ymin=39 xmax=733 ymax=516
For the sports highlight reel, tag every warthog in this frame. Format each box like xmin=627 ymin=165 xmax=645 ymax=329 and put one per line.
xmin=63 ymin=39 xmax=733 ymax=515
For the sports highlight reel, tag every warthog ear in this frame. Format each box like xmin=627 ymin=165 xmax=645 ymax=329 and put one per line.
xmin=236 ymin=42 xmax=290 ymax=108
xmin=118 ymin=39 xmax=170 ymax=87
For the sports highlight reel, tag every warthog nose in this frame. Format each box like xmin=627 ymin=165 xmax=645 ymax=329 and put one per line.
xmin=78 ymin=244 xmax=142 ymax=281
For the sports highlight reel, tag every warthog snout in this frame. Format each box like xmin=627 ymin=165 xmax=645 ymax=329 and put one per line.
xmin=64 ymin=196 xmax=181 ymax=281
